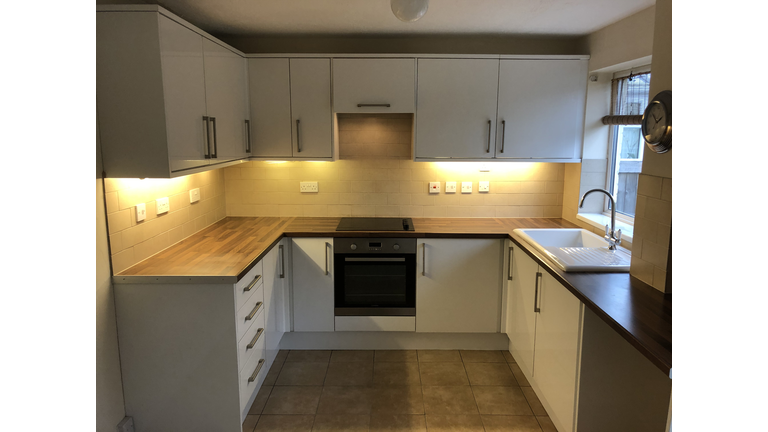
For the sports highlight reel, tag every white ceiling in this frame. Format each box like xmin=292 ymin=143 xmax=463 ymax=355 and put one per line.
xmin=151 ymin=0 xmax=655 ymax=37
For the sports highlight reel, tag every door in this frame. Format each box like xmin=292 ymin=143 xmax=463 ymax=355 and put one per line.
xmin=496 ymin=59 xmax=587 ymax=159
xmin=332 ymin=58 xmax=416 ymax=113
xmin=290 ymin=58 xmax=333 ymax=158
xmin=291 ymin=238 xmax=334 ymax=332
xmin=508 ymin=243 xmax=540 ymax=378
xmin=158 ymin=15 xmax=210 ymax=173
xmin=262 ymin=243 xmax=282 ymax=367
xmin=415 ymin=58 xmax=500 ymax=159
xmin=248 ymin=58 xmax=293 ymax=158
xmin=202 ymin=39 xmax=249 ymax=163
xmin=416 ymin=238 xmax=501 ymax=333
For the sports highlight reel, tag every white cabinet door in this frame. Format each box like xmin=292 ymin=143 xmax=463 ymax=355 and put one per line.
xmin=291 ymin=238 xmax=334 ymax=332
xmin=248 ymin=58 xmax=293 ymax=158
xmin=415 ymin=59 xmax=500 ymax=159
xmin=496 ymin=59 xmax=587 ymax=160
xmin=290 ymin=59 xmax=333 ymax=159
xmin=533 ymin=271 xmax=583 ymax=432
xmin=202 ymin=39 xmax=249 ymax=163
xmin=262 ymin=242 xmax=282 ymax=367
xmin=508 ymin=242 xmax=540 ymax=379
xmin=416 ymin=238 xmax=502 ymax=333
xmin=332 ymin=58 xmax=416 ymax=113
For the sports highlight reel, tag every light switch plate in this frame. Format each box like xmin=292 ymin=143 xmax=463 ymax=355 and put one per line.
xmin=479 ymin=181 xmax=490 ymax=192
xmin=445 ymin=182 xmax=457 ymax=193
xmin=135 ymin=203 xmax=146 ymax=222
xmin=461 ymin=182 xmax=473 ymax=193
xmin=189 ymin=188 xmax=200 ymax=203
xmin=300 ymin=181 xmax=319 ymax=193
xmin=156 ymin=197 xmax=169 ymax=214
xmin=429 ymin=182 xmax=441 ymax=194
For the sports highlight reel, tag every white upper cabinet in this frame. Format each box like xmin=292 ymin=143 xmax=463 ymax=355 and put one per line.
xmin=290 ymin=59 xmax=334 ymax=159
xmin=332 ymin=58 xmax=416 ymax=113
xmin=415 ymin=58 xmax=500 ymax=159
xmin=248 ymin=58 xmax=293 ymax=158
xmin=495 ymin=59 xmax=588 ymax=160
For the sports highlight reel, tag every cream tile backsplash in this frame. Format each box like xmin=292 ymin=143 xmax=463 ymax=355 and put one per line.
xmin=104 ymin=169 xmax=227 ymax=274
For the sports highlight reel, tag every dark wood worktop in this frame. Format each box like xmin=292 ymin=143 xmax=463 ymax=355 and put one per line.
xmin=115 ymin=216 xmax=671 ymax=376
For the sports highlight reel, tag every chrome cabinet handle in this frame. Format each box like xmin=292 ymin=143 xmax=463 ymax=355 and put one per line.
xmin=500 ymin=120 xmax=506 ymax=153
xmin=508 ymin=246 xmax=514 ymax=280
xmin=534 ymin=272 xmax=542 ymax=313
xmin=203 ymin=116 xmax=211 ymax=159
xmin=279 ymin=244 xmax=285 ymax=278
xmin=246 ymin=302 xmax=263 ymax=321
xmin=209 ymin=117 xmax=218 ymax=158
xmin=244 ymin=274 xmax=262 ymax=292
xmin=296 ymin=119 xmax=302 ymax=153
xmin=421 ymin=243 xmax=426 ymax=276
xmin=248 ymin=359 xmax=265 ymax=383
xmin=486 ymin=120 xmax=492 ymax=153
xmin=325 ymin=242 xmax=330 ymax=275
xmin=247 ymin=328 xmax=264 ymax=350
xmin=245 ymin=119 xmax=252 ymax=153
xmin=357 ymin=103 xmax=391 ymax=107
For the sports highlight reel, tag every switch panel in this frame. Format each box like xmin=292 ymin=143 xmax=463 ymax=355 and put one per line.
xmin=445 ymin=182 xmax=457 ymax=193
xmin=429 ymin=182 xmax=441 ymax=194
xmin=189 ymin=188 xmax=200 ymax=203
xmin=479 ymin=181 xmax=490 ymax=192
xmin=156 ymin=197 xmax=170 ymax=214
xmin=461 ymin=182 xmax=473 ymax=193
xmin=300 ymin=182 xmax=319 ymax=193
xmin=135 ymin=203 xmax=146 ymax=222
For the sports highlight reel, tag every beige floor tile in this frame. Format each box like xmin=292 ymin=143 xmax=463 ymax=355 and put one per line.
xmin=536 ymin=416 xmax=558 ymax=432
xmin=275 ymin=362 xmax=329 ymax=386
xmin=373 ymin=362 xmax=421 ymax=386
xmin=311 ymin=414 xmax=369 ymax=432
xmin=331 ymin=350 xmax=375 ymax=363
xmin=324 ymin=362 xmax=374 ymax=386
xmin=375 ymin=350 xmax=418 ymax=362
xmin=255 ymin=415 xmax=315 ymax=432
xmin=286 ymin=350 xmax=332 ymax=363
xmin=262 ymin=386 xmax=323 ymax=415
xmin=480 ymin=415 xmax=543 ymax=432
xmin=248 ymin=385 xmax=273 ymax=415
xmin=508 ymin=363 xmax=531 ymax=387
xmin=263 ymin=361 xmax=284 ymax=386
xmin=418 ymin=362 xmax=469 ymax=386
xmin=421 ymin=386 xmax=479 ymax=415
xmin=417 ymin=350 xmax=462 ymax=363
xmin=424 ymin=414 xmax=485 ymax=432
xmin=464 ymin=362 xmax=518 ymax=386
xmin=471 ymin=386 xmax=533 ymax=415
xmin=316 ymin=386 xmax=374 ymax=415
xmin=242 ymin=414 xmax=259 ymax=432
xmin=459 ymin=350 xmax=506 ymax=363
xmin=502 ymin=350 xmax=517 ymax=363
xmin=371 ymin=386 xmax=424 ymax=414
xmin=275 ymin=350 xmax=289 ymax=364
xmin=522 ymin=387 xmax=548 ymax=416
xmin=369 ymin=414 xmax=426 ymax=432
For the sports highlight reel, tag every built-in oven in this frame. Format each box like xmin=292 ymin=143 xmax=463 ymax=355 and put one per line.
xmin=333 ymin=238 xmax=417 ymax=316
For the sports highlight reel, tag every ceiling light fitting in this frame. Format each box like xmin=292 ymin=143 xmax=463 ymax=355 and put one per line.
xmin=391 ymin=0 xmax=429 ymax=22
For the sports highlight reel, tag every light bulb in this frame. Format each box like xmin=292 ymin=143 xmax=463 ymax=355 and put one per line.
xmin=391 ymin=0 xmax=429 ymax=22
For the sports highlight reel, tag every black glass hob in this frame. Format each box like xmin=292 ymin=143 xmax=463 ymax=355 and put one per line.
xmin=335 ymin=217 xmax=415 ymax=231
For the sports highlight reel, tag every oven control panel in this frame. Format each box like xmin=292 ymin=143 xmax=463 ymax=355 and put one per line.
xmin=334 ymin=238 xmax=417 ymax=254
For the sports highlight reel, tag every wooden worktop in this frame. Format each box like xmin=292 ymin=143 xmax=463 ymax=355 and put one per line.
xmin=114 ymin=216 xmax=671 ymax=376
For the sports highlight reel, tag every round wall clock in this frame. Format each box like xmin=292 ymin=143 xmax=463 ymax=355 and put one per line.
xmin=641 ymin=90 xmax=672 ymax=154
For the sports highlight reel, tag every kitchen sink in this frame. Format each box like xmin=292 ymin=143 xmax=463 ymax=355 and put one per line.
xmin=513 ymin=228 xmax=631 ymax=272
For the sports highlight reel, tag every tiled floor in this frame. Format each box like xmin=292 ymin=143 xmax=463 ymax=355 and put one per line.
xmin=242 ymin=349 xmax=558 ymax=432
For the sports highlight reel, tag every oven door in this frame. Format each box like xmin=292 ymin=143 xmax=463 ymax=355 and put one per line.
xmin=334 ymin=254 xmax=416 ymax=316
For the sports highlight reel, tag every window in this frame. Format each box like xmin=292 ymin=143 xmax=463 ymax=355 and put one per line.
xmin=606 ymin=68 xmax=651 ymax=218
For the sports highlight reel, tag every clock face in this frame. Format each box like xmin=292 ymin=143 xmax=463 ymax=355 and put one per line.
xmin=642 ymin=101 xmax=669 ymax=144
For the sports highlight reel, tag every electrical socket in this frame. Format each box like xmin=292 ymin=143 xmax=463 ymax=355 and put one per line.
xmin=156 ymin=197 xmax=170 ymax=214
xmin=117 ymin=416 xmax=135 ymax=432
xmin=300 ymin=181 xmax=319 ymax=193
xmin=189 ymin=188 xmax=200 ymax=203
xmin=479 ymin=181 xmax=490 ymax=192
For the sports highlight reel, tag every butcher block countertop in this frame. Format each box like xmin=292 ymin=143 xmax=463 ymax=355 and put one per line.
xmin=114 ymin=216 xmax=672 ymax=375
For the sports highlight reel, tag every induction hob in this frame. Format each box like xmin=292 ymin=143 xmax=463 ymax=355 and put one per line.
xmin=336 ymin=217 xmax=415 ymax=231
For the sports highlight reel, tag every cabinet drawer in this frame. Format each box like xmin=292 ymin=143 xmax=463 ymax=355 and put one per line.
xmin=235 ymin=260 xmax=263 ymax=311
xmin=235 ymin=282 xmax=265 ymax=341
xmin=237 ymin=308 xmax=266 ymax=373
xmin=239 ymin=338 xmax=267 ymax=417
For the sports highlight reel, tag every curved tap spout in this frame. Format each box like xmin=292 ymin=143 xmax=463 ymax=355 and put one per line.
xmin=579 ymin=188 xmax=622 ymax=250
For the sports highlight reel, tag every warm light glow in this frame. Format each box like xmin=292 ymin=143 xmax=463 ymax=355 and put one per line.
xmin=265 ymin=161 xmax=288 ymax=164
xmin=431 ymin=162 xmax=537 ymax=175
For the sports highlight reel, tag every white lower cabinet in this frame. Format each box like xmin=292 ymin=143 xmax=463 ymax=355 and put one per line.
xmin=416 ymin=238 xmax=502 ymax=333
xmin=263 ymin=238 xmax=291 ymax=368
xmin=291 ymin=237 xmax=335 ymax=331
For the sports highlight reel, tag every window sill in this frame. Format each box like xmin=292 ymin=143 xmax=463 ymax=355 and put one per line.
xmin=576 ymin=213 xmax=634 ymax=244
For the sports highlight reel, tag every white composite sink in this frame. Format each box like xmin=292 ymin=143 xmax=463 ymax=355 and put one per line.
xmin=513 ymin=228 xmax=631 ymax=272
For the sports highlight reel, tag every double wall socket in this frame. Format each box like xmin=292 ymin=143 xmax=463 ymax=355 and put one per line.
xmin=300 ymin=182 xmax=319 ymax=193
xmin=156 ymin=197 xmax=170 ymax=214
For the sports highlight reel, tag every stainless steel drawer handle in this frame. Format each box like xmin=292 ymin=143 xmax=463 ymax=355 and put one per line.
xmin=244 ymin=275 xmax=262 ymax=292
xmin=246 ymin=302 xmax=263 ymax=321
xmin=325 ymin=242 xmax=330 ymax=275
xmin=245 ymin=119 xmax=252 ymax=153
xmin=203 ymin=116 xmax=211 ymax=159
xmin=507 ymin=246 xmax=514 ymax=280
xmin=296 ymin=119 xmax=302 ymax=153
xmin=209 ymin=116 xmax=218 ymax=159
xmin=248 ymin=359 xmax=265 ymax=383
xmin=534 ymin=272 xmax=542 ymax=313
xmin=357 ymin=103 xmax=391 ymax=107
xmin=421 ymin=243 xmax=426 ymax=276
xmin=279 ymin=244 xmax=285 ymax=279
xmin=486 ymin=120 xmax=492 ymax=153
xmin=500 ymin=120 xmax=506 ymax=153
xmin=345 ymin=257 xmax=406 ymax=262
xmin=247 ymin=328 xmax=264 ymax=350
